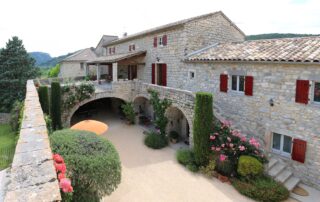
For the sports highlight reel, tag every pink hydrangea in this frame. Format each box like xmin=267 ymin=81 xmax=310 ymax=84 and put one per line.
xmin=216 ymin=147 xmax=221 ymax=152
xmin=221 ymin=120 xmax=232 ymax=128
xmin=221 ymin=144 xmax=225 ymax=148
xmin=240 ymin=136 xmax=247 ymax=142
xmin=229 ymin=143 xmax=234 ymax=148
xmin=219 ymin=154 xmax=227 ymax=162
xmin=249 ymin=137 xmax=260 ymax=149
xmin=59 ymin=178 xmax=73 ymax=193
xmin=239 ymin=145 xmax=245 ymax=151
xmin=211 ymin=146 xmax=216 ymax=151
xmin=210 ymin=135 xmax=216 ymax=140
xmin=227 ymin=137 xmax=231 ymax=142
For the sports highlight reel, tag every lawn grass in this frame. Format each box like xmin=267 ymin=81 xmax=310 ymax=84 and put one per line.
xmin=0 ymin=124 xmax=17 ymax=170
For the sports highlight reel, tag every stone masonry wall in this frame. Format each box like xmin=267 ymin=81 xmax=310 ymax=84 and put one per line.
xmin=0 ymin=113 xmax=10 ymax=124
xmin=185 ymin=62 xmax=320 ymax=189
xmin=4 ymin=80 xmax=61 ymax=202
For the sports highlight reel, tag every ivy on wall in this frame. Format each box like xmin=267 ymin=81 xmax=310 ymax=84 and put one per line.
xmin=61 ymin=82 xmax=95 ymax=111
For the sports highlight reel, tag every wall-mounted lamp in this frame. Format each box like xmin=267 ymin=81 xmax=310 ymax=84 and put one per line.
xmin=269 ymin=98 xmax=274 ymax=107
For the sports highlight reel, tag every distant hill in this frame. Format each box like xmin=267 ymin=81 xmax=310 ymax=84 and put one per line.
xmin=29 ymin=51 xmax=77 ymax=68
xmin=246 ymin=33 xmax=319 ymax=41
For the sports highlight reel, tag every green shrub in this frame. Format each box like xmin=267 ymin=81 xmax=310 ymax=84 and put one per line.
xmin=176 ymin=149 xmax=195 ymax=166
xmin=169 ymin=131 xmax=179 ymax=142
xmin=193 ymin=92 xmax=213 ymax=166
xmin=237 ymin=155 xmax=263 ymax=178
xmin=121 ymin=102 xmax=135 ymax=124
xmin=186 ymin=164 xmax=199 ymax=172
xmin=232 ymin=176 xmax=289 ymax=202
xmin=215 ymin=159 xmax=234 ymax=177
xmin=38 ymin=86 xmax=49 ymax=114
xmin=144 ymin=132 xmax=168 ymax=149
xmin=50 ymin=129 xmax=121 ymax=202
xmin=44 ymin=115 xmax=53 ymax=134
xmin=9 ymin=101 xmax=24 ymax=133
xmin=50 ymin=81 xmax=62 ymax=130
xmin=48 ymin=64 xmax=60 ymax=78
xmin=199 ymin=160 xmax=216 ymax=177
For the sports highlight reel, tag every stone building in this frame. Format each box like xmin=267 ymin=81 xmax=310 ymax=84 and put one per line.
xmin=59 ymin=11 xmax=320 ymax=190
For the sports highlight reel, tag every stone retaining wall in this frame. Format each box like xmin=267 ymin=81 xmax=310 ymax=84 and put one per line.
xmin=0 ymin=113 xmax=10 ymax=124
xmin=4 ymin=80 xmax=61 ymax=202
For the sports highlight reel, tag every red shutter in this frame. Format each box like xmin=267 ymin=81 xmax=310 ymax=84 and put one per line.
xmin=113 ymin=47 xmax=115 ymax=54
xmin=245 ymin=76 xmax=254 ymax=96
xmin=109 ymin=48 xmax=111 ymax=54
xmin=133 ymin=65 xmax=137 ymax=79
xmin=153 ymin=37 xmax=157 ymax=48
xmin=292 ymin=138 xmax=307 ymax=163
xmin=220 ymin=74 xmax=228 ymax=92
xmin=152 ymin=64 xmax=155 ymax=84
xmin=163 ymin=35 xmax=167 ymax=46
xmin=295 ymin=80 xmax=309 ymax=104
xmin=162 ymin=64 xmax=167 ymax=86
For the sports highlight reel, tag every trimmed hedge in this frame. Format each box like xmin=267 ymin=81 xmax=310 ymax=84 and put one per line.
xmin=144 ymin=132 xmax=168 ymax=149
xmin=50 ymin=129 xmax=121 ymax=201
xmin=50 ymin=81 xmax=62 ymax=130
xmin=38 ymin=86 xmax=49 ymax=114
xmin=176 ymin=149 xmax=199 ymax=172
xmin=193 ymin=92 xmax=213 ymax=165
xmin=232 ymin=176 xmax=289 ymax=202
xmin=237 ymin=155 xmax=263 ymax=178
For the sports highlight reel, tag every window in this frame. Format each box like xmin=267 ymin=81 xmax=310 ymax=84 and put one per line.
xmin=189 ymin=71 xmax=195 ymax=79
xmin=80 ymin=63 xmax=84 ymax=70
xmin=313 ymin=81 xmax=320 ymax=103
xmin=272 ymin=133 xmax=292 ymax=157
xmin=159 ymin=37 xmax=163 ymax=46
xmin=129 ymin=44 xmax=136 ymax=51
xmin=231 ymin=75 xmax=245 ymax=92
xmin=152 ymin=63 xmax=167 ymax=86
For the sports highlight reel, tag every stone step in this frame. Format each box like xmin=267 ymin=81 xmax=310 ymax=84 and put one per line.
xmin=284 ymin=176 xmax=300 ymax=191
xmin=267 ymin=158 xmax=278 ymax=170
xmin=268 ymin=163 xmax=286 ymax=177
xmin=275 ymin=169 xmax=292 ymax=183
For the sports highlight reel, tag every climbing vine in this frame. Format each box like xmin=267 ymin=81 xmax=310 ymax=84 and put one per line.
xmin=61 ymin=82 xmax=95 ymax=111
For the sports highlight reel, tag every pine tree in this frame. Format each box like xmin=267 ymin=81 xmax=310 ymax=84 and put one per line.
xmin=0 ymin=36 xmax=39 ymax=112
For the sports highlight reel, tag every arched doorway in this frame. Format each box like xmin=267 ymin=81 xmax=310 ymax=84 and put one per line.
xmin=70 ymin=97 xmax=126 ymax=126
xmin=133 ymin=96 xmax=154 ymax=125
xmin=166 ymin=106 xmax=190 ymax=144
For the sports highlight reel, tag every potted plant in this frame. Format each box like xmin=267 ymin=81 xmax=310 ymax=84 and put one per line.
xmin=169 ymin=131 xmax=179 ymax=144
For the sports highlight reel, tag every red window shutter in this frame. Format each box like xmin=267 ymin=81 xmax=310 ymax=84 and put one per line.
xmin=295 ymin=80 xmax=309 ymax=104
xmin=153 ymin=37 xmax=157 ymax=48
xmin=163 ymin=35 xmax=167 ymax=46
xmin=292 ymin=138 xmax=307 ymax=163
xmin=245 ymin=76 xmax=254 ymax=96
xmin=220 ymin=74 xmax=228 ymax=92
xmin=162 ymin=64 xmax=167 ymax=86
xmin=129 ymin=45 xmax=131 ymax=51
xmin=152 ymin=64 xmax=155 ymax=84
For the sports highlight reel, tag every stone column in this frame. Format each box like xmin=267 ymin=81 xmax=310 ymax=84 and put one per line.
xmin=112 ymin=62 xmax=118 ymax=82
xmin=96 ymin=64 xmax=101 ymax=83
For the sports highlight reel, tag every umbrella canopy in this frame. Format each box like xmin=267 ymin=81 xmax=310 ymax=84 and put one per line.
xmin=71 ymin=120 xmax=108 ymax=135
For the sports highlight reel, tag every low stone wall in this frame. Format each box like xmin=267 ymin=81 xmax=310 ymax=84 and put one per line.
xmin=4 ymin=80 xmax=61 ymax=202
xmin=0 ymin=113 xmax=10 ymax=124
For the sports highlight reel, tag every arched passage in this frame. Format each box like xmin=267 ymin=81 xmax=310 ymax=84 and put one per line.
xmin=70 ymin=97 xmax=126 ymax=126
xmin=133 ymin=96 xmax=154 ymax=125
xmin=166 ymin=106 xmax=191 ymax=145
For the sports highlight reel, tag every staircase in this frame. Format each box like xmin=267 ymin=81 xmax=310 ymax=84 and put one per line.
xmin=266 ymin=157 xmax=300 ymax=191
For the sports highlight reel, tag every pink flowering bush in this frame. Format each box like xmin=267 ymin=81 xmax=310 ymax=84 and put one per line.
xmin=53 ymin=153 xmax=73 ymax=200
xmin=209 ymin=120 xmax=267 ymax=176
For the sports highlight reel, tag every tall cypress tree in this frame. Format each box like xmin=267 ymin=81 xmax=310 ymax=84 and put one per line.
xmin=0 ymin=36 xmax=39 ymax=112
xmin=38 ymin=86 xmax=50 ymax=114
xmin=50 ymin=81 xmax=62 ymax=130
xmin=193 ymin=92 xmax=213 ymax=166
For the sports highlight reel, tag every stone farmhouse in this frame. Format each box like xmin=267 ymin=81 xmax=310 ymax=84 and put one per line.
xmin=58 ymin=11 xmax=320 ymax=190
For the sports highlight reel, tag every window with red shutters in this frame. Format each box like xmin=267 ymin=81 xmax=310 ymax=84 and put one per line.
xmin=162 ymin=64 xmax=167 ymax=86
xmin=245 ymin=76 xmax=254 ymax=96
xmin=220 ymin=74 xmax=228 ymax=92
xmin=162 ymin=35 xmax=167 ymax=46
xmin=153 ymin=37 xmax=157 ymax=48
xmin=292 ymin=139 xmax=307 ymax=163
xmin=152 ymin=64 xmax=155 ymax=84
xmin=295 ymin=80 xmax=310 ymax=104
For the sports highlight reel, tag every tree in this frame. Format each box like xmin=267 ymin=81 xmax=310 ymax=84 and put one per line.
xmin=50 ymin=81 xmax=62 ymax=130
xmin=48 ymin=64 xmax=60 ymax=78
xmin=193 ymin=92 xmax=213 ymax=166
xmin=0 ymin=36 xmax=39 ymax=112
xmin=38 ymin=86 xmax=50 ymax=114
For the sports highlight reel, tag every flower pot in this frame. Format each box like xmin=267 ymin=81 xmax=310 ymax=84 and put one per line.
xmin=218 ymin=174 xmax=229 ymax=183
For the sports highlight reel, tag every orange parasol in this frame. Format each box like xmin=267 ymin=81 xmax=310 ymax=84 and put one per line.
xmin=71 ymin=120 xmax=108 ymax=135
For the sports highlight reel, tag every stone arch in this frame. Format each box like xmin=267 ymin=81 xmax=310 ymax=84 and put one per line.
xmin=133 ymin=95 xmax=154 ymax=124
xmin=65 ymin=92 xmax=129 ymax=127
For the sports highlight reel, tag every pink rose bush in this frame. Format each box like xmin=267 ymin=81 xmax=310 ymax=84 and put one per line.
xmin=210 ymin=120 xmax=267 ymax=167
xmin=53 ymin=154 xmax=74 ymax=194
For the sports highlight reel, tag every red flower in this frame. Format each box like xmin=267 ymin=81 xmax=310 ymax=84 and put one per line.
xmin=55 ymin=162 xmax=67 ymax=173
xmin=58 ymin=173 xmax=66 ymax=181
xmin=53 ymin=154 xmax=64 ymax=163
xmin=59 ymin=178 xmax=73 ymax=193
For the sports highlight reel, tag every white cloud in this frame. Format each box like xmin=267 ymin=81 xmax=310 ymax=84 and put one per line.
xmin=0 ymin=0 xmax=319 ymax=56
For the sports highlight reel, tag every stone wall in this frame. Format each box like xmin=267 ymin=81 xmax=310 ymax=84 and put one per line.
xmin=0 ymin=113 xmax=10 ymax=124
xmin=60 ymin=61 xmax=97 ymax=78
xmin=4 ymin=80 xmax=61 ymax=201
xmin=185 ymin=61 xmax=320 ymax=189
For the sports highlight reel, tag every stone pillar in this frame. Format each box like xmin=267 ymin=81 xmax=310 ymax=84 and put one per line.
xmin=112 ymin=62 xmax=118 ymax=82
xmin=96 ymin=64 xmax=101 ymax=83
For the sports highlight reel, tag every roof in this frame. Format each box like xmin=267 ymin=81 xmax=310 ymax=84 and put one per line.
xmin=87 ymin=51 xmax=146 ymax=64
xmin=106 ymin=11 xmax=245 ymax=46
xmin=186 ymin=37 xmax=320 ymax=64
xmin=62 ymin=48 xmax=97 ymax=62
xmin=95 ymin=35 xmax=118 ymax=49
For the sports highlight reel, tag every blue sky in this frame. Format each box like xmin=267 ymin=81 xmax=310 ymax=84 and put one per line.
xmin=0 ymin=0 xmax=319 ymax=56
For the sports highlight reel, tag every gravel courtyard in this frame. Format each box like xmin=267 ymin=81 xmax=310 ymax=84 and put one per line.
xmin=98 ymin=114 xmax=252 ymax=202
